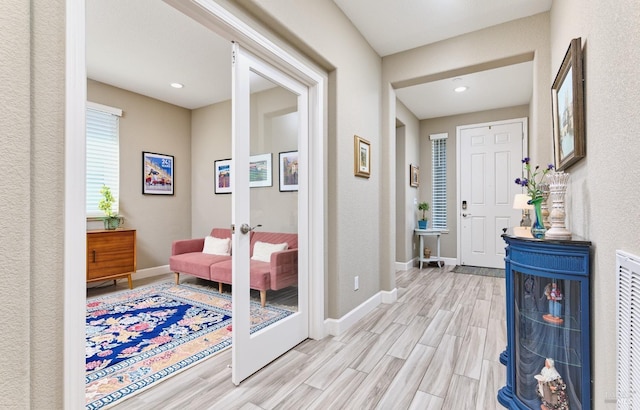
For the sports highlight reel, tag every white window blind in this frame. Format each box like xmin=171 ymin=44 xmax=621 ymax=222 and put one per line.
xmin=86 ymin=102 xmax=122 ymax=218
xmin=431 ymin=133 xmax=447 ymax=229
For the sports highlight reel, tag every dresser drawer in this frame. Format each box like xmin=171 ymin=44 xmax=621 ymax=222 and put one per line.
xmin=86 ymin=229 xmax=136 ymax=284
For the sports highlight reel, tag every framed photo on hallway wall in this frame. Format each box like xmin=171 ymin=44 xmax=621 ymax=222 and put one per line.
xmin=552 ymin=37 xmax=585 ymax=171
xmin=410 ymin=164 xmax=419 ymax=187
xmin=143 ymin=151 xmax=174 ymax=195
xmin=354 ymin=135 xmax=371 ymax=178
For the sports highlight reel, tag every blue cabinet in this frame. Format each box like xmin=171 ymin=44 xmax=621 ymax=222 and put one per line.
xmin=498 ymin=233 xmax=591 ymax=410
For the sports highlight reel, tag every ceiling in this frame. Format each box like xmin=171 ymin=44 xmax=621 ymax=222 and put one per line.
xmin=87 ymin=0 xmax=552 ymax=119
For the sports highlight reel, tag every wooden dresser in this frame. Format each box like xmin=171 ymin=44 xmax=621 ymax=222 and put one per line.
xmin=87 ymin=228 xmax=136 ymax=289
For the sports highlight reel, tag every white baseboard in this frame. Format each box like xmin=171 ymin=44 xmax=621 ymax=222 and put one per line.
xmin=397 ymin=257 xmax=458 ymax=271
xmin=381 ymin=288 xmax=397 ymax=304
xmin=134 ymin=265 xmax=171 ymax=280
xmin=324 ymin=288 xmax=397 ymax=336
xmin=395 ymin=259 xmax=414 ymax=271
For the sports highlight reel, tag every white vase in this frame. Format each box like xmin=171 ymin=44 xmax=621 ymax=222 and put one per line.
xmin=544 ymin=171 xmax=572 ymax=240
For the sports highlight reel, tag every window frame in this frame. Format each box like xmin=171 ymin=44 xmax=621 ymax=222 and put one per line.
xmin=430 ymin=133 xmax=447 ymax=229
xmin=86 ymin=102 xmax=122 ymax=219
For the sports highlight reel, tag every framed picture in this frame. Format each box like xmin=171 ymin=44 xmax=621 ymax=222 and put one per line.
xmin=410 ymin=164 xmax=419 ymax=187
xmin=214 ymin=159 xmax=232 ymax=194
xmin=279 ymin=151 xmax=299 ymax=192
xmin=354 ymin=135 xmax=371 ymax=178
xmin=142 ymin=151 xmax=174 ymax=195
xmin=249 ymin=153 xmax=272 ymax=188
xmin=552 ymin=37 xmax=585 ymax=171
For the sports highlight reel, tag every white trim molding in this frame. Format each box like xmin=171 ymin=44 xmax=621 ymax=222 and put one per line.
xmin=324 ymin=288 xmax=397 ymax=336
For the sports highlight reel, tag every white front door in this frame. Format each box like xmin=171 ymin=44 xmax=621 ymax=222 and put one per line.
xmin=231 ymin=43 xmax=309 ymax=385
xmin=459 ymin=119 xmax=525 ymax=268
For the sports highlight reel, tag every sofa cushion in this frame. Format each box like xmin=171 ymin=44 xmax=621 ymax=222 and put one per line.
xmin=249 ymin=260 xmax=271 ymax=290
xmin=203 ymin=236 xmax=231 ymax=255
xmin=209 ymin=259 xmax=272 ymax=291
xmin=170 ymin=252 xmax=230 ymax=280
xmin=251 ymin=241 xmax=288 ymax=262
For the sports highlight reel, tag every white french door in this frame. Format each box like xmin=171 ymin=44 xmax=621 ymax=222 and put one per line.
xmin=458 ymin=119 xmax=525 ymax=268
xmin=231 ymin=43 xmax=309 ymax=384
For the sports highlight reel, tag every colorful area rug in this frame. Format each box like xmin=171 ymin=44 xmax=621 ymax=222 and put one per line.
xmin=85 ymin=282 xmax=294 ymax=409
xmin=451 ymin=265 xmax=505 ymax=278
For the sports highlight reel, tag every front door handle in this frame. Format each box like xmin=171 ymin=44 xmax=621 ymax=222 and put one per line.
xmin=462 ymin=213 xmax=472 ymax=218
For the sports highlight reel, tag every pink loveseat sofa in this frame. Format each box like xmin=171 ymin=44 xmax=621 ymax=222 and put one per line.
xmin=169 ymin=228 xmax=298 ymax=307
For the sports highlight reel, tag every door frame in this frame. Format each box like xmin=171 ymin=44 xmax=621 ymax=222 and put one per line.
xmin=64 ymin=0 xmax=326 ymax=407
xmin=455 ymin=117 xmax=528 ymax=266
xmin=231 ymin=44 xmax=310 ymax=384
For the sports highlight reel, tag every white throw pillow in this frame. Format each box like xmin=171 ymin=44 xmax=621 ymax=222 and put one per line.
xmin=202 ymin=236 xmax=231 ymax=256
xmin=251 ymin=241 xmax=288 ymax=262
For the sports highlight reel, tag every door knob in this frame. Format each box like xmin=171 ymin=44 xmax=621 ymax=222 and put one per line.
xmin=239 ymin=223 xmax=262 ymax=234
xmin=462 ymin=213 xmax=472 ymax=217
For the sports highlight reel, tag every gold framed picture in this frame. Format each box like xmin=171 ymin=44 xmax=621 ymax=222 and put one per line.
xmin=410 ymin=164 xmax=419 ymax=187
xmin=354 ymin=135 xmax=371 ymax=178
xmin=552 ymin=37 xmax=585 ymax=171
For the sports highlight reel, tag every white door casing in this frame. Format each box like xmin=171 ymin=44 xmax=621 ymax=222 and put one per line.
xmin=458 ymin=118 xmax=526 ymax=268
xmin=231 ymin=43 xmax=309 ymax=385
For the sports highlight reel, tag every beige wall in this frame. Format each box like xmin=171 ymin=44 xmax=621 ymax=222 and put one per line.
xmin=1 ymin=0 xmax=65 ymax=407
xmin=395 ymin=100 xmax=421 ymax=263
xmin=243 ymin=0 xmax=383 ymax=318
xmin=191 ymin=87 xmax=298 ymax=238
xmin=383 ymin=12 xmax=551 ymax=175
xmin=87 ymin=80 xmax=299 ymax=267
xmin=87 ymin=80 xmax=192 ymax=269
xmin=191 ymin=100 xmax=233 ymax=237
xmin=419 ymin=105 xmax=530 ymax=259
xmin=550 ymin=0 xmax=640 ymax=406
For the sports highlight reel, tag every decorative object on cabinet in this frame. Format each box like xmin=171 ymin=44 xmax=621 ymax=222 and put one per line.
xmin=409 ymin=164 xmax=419 ymax=187
xmin=417 ymin=201 xmax=429 ymax=230
xmin=544 ymin=171 xmax=572 ymax=240
xmin=543 ymin=281 xmax=564 ymax=324
xmin=513 ymin=194 xmax=533 ymax=227
xmin=249 ymin=153 xmax=272 ymax=188
xmin=354 ymin=135 xmax=371 ymax=178
xmin=529 ymin=196 xmax=547 ymax=239
xmin=498 ymin=232 xmax=591 ymax=410
xmin=86 ymin=229 xmax=136 ymax=289
xmin=98 ymin=184 xmax=123 ymax=230
xmin=143 ymin=151 xmax=174 ymax=195
xmin=534 ymin=358 xmax=569 ymax=410
xmin=540 ymin=183 xmax=551 ymax=229
xmin=279 ymin=151 xmax=298 ymax=192
xmin=552 ymin=37 xmax=585 ymax=172
xmin=214 ymin=158 xmax=232 ymax=194
xmin=514 ymin=158 xmax=554 ymax=239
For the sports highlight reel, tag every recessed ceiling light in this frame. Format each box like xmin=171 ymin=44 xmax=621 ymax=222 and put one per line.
xmin=454 ymin=86 xmax=468 ymax=93
xmin=170 ymin=83 xmax=184 ymax=89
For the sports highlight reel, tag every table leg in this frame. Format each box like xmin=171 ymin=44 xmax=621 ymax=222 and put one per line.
xmin=436 ymin=234 xmax=441 ymax=267
xmin=419 ymin=235 xmax=424 ymax=269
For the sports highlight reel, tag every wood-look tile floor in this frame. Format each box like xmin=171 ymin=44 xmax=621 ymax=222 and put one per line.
xmin=96 ymin=266 xmax=506 ymax=410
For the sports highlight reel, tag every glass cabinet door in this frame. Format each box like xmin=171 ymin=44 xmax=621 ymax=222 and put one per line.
xmin=514 ymin=270 xmax=583 ymax=410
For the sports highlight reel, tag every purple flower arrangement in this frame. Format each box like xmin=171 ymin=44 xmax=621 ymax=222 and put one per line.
xmin=514 ymin=157 xmax=554 ymax=201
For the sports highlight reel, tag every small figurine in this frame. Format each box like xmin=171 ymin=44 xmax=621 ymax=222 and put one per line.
xmin=543 ymin=281 xmax=564 ymax=324
xmin=534 ymin=358 xmax=569 ymax=410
